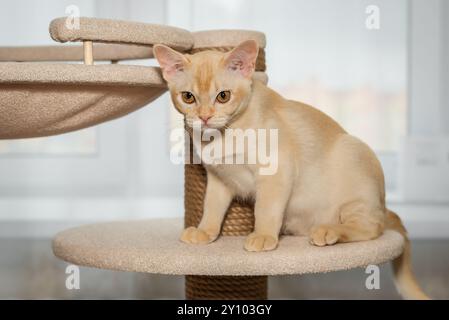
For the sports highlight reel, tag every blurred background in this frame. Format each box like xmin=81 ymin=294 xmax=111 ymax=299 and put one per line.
xmin=0 ymin=0 xmax=448 ymax=299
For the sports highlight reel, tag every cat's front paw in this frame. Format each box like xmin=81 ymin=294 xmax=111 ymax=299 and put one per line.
xmin=244 ymin=233 xmax=278 ymax=252
xmin=309 ymin=225 xmax=340 ymax=247
xmin=180 ymin=227 xmax=217 ymax=245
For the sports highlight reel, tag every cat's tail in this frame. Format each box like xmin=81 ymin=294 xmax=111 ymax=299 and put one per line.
xmin=385 ymin=210 xmax=430 ymax=300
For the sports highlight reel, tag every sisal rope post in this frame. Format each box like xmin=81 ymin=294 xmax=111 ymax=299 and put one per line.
xmin=184 ymin=164 xmax=267 ymax=300
xmin=184 ymin=45 xmax=267 ymax=300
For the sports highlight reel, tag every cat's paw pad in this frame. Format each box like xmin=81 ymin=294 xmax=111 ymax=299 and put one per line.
xmin=180 ymin=227 xmax=216 ymax=244
xmin=244 ymin=233 xmax=278 ymax=252
xmin=309 ymin=225 xmax=339 ymax=247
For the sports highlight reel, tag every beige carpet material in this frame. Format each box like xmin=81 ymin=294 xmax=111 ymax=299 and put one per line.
xmin=0 ymin=63 xmax=165 ymax=86
xmin=50 ymin=17 xmax=194 ymax=51
xmin=53 ymin=218 xmax=405 ymax=276
xmin=0 ymin=44 xmax=153 ymax=62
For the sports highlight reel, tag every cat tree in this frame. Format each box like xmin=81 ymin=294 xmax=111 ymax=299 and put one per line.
xmin=0 ymin=17 xmax=405 ymax=299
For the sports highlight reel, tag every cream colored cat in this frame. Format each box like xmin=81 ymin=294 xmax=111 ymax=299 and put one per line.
xmin=154 ymin=40 xmax=429 ymax=300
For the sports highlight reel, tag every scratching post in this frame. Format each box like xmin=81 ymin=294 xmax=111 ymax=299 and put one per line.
xmin=184 ymin=47 xmax=268 ymax=300
xmin=185 ymin=275 xmax=267 ymax=300
xmin=184 ymin=164 xmax=266 ymax=300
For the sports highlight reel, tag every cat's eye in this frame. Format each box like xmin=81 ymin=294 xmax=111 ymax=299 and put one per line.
xmin=181 ymin=91 xmax=196 ymax=104
xmin=216 ymin=91 xmax=231 ymax=104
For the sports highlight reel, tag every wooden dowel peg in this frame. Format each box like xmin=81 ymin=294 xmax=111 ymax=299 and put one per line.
xmin=83 ymin=41 xmax=93 ymax=65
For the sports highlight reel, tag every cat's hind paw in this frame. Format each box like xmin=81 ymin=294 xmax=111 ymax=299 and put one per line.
xmin=244 ymin=233 xmax=278 ymax=252
xmin=309 ymin=225 xmax=340 ymax=247
xmin=180 ymin=227 xmax=217 ymax=245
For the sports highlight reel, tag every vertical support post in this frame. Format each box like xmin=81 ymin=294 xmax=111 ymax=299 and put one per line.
xmin=83 ymin=41 xmax=94 ymax=65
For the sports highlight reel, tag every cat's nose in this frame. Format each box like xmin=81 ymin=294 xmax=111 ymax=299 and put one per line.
xmin=199 ymin=116 xmax=212 ymax=124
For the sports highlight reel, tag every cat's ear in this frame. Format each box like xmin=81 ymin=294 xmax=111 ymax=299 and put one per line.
xmin=223 ymin=40 xmax=259 ymax=78
xmin=153 ymin=44 xmax=189 ymax=81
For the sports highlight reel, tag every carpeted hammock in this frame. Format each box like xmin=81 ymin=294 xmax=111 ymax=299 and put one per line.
xmin=0 ymin=17 xmax=404 ymax=300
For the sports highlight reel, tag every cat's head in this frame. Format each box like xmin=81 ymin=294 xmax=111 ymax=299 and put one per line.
xmin=153 ymin=40 xmax=259 ymax=130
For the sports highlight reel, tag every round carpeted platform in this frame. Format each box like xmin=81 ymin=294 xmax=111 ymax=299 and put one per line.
xmin=53 ymin=218 xmax=405 ymax=276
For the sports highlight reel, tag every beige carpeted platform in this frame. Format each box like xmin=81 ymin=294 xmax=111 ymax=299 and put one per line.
xmin=0 ymin=63 xmax=165 ymax=86
xmin=0 ymin=44 xmax=153 ymax=62
xmin=50 ymin=17 xmax=194 ymax=51
xmin=0 ymin=63 xmax=167 ymax=139
xmin=53 ymin=218 xmax=405 ymax=276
